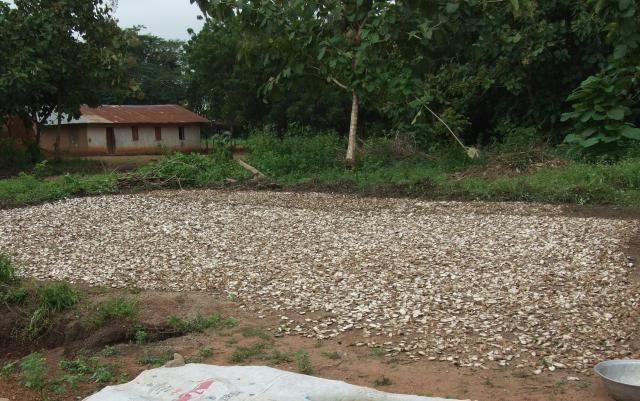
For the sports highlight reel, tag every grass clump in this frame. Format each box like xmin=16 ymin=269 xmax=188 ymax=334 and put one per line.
xmin=295 ymin=349 xmax=313 ymax=375
xmin=321 ymin=351 xmax=340 ymax=360
xmin=240 ymin=326 xmax=271 ymax=341
xmin=38 ymin=281 xmax=80 ymax=312
xmin=0 ymin=253 xmax=16 ymax=285
xmin=198 ymin=347 xmax=213 ymax=358
xmin=371 ymin=346 xmax=385 ymax=357
xmin=93 ymin=296 xmax=138 ymax=326
xmin=229 ymin=343 xmax=267 ymax=363
xmin=137 ymin=350 xmax=173 ymax=367
xmin=374 ymin=375 xmax=393 ymax=386
xmin=134 ymin=151 xmax=248 ymax=187
xmin=166 ymin=313 xmax=238 ymax=334
xmin=19 ymin=353 xmax=47 ymax=389
xmin=269 ymin=349 xmax=293 ymax=365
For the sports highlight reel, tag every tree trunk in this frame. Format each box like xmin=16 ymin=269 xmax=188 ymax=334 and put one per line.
xmin=345 ymin=90 xmax=358 ymax=166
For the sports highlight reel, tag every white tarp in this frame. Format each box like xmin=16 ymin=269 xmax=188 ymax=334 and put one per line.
xmin=84 ymin=364 xmax=463 ymax=401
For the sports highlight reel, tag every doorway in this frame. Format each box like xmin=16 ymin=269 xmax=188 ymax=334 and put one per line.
xmin=106 ymin=127 xmax=116 ymax=154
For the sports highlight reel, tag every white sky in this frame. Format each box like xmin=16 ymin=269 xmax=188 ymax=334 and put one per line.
xmin=113 ymin=0 xmax=205 ymax=40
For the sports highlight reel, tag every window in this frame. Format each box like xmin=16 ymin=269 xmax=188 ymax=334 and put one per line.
xmin=155 ymin=126 xmax=162 ymax=141
xmin=132 ymin=126 xmax=139 ymax=141
xmin=178 ymin=126 xmax=185 ymax=141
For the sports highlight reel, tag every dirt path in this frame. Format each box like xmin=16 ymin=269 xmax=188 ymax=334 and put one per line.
xmin=0 ymin=190 xmax=638 ymax=400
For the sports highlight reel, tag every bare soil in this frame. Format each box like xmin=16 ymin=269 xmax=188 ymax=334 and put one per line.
xmin=0 ymin=288 xmax=621 ymax=401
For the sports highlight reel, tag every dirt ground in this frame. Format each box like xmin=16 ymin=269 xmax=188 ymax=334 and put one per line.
xmin=0 ymin=288 xmax=621 ymax=401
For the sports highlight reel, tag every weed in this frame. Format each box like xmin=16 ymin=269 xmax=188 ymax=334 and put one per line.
xmin=91 ymin=364 xmax=115 ymax=385
xmin=119 ymin=372 xmax=130 ymax=383
xmin=241 ymin=326 xmax=271 ymax=341
xmin=198 ymin=347 xmax=213 ymax=358
xmin=269 ymin=349 xmax=293 ymax=365
xmin=295 ymin=349 xmax=313 ymax=375
xmin=93 ymin=296 xmax=138 ymax=326
xmin=166 ymin=313 xmax=237 ymax=334
xmin=137 ymin=350 xmax=173 ymax=367
xmin=313 ymin=339 xmax=322 ymax=348
xmin=1 ymin=286 xmax=29 ymax=304
xmin=38 ymin=281 xmax=80 ymax=312
xmin=225 ymin=317 xmax=239 ymax=328
xmin=134 ymin=327 xmax=149 ymax=345
xmin=101 ymin=345 xmax=119 ymax=357
xmin=59 ymin=357 xmax=92 ymax=374
xmin=321 ymin=351 xmax=340 ymax=360
xmin=230 ymin=344 xmax=267 ymax=363
xmin=371 ymin=346 xmax=385 ymax=357
xmin=374 ymin=375 xmax=392 ymax=386
xmin=20 ymin=353 xmax=47 ymax=389
xmin=228 ymin=293 xmax=238 ymax=301
xmin=0 ymin=360 xmax=17 ymax=377
xmin=0 ymin=253 xmax=16 ymax=284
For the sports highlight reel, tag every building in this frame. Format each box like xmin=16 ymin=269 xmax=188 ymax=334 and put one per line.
xmin=40 ymin=105 xmax=209 ymax=156
xmin=1 ymin=117 xmax=36 ymax=144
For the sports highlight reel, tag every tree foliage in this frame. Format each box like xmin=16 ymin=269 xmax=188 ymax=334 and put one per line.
xmin=0 ymin=0 xmax=129 ymax=142
xmin=186 ymin=0 xmax=640 ymax=157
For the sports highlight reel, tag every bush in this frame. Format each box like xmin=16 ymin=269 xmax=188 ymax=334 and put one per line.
xmin=93 ymin=297 xmax=138 ymax=326
xmin=245 ymin=130 xmax=344 ymax=180
xmin=135 ymin=151 xmax=247 ymax=186
xmin=0 ymin=138 xmax=40 ymax=170
xmin=38 ymin=282 xmax=80 ymax=312
xmin=19 ymin=353 xmax=47 ymax=389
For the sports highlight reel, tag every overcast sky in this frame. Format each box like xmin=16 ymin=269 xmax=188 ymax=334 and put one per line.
xmin=113 ymin=0 xmax=205 ymax=41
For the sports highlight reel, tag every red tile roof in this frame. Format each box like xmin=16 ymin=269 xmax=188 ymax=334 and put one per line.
xmin=80 ymin=105 xmax=210 ymax=125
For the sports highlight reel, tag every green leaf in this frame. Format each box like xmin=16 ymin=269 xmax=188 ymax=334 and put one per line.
xmin=613 ymin=45 xmax=627 ymax=60
xmin=607 ymin=108 xmax=625 ymax=121
xmin=580 ymin=137 xmax=601 ymax=147
xmin=318 ymin=47 xmax=326 ymax=60
xmin=445 ymin=3 xmax=459 ymax=14
xmin=622 ymin=125 xmax=640 ymax=140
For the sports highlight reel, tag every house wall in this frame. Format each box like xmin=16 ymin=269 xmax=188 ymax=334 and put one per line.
xmin=86 ymin=124 xmax=201 ymax=155
xmin=40 ymin=125 xmax=88 ymax=155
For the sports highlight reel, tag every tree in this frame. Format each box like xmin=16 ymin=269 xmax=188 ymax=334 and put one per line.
xmin=0 ymin=0 xmax=129 ymax=154
xmin=192 ymin=0 xmax=429 ymax=165
xmin=108 ymin=30 xmax=188 ymax=105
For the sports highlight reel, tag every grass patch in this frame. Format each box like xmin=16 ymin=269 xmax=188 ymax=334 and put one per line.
xmin=371 ymin=346 xmax=385 ymax=357
xmin=137 ymin=350 xmax=173 ymax=367
xmin=0 ymin=253 xmax=16 ymax=284
xmin=229 ymin=343 xmax=268 ymax=363
xmin=240 ymin=326 xmax=271 ymax=341
xmin=37 ymin=281 xmax=81 ymax=312
xmin=198 ymin=347 xmax=213 ymax=358
xmin=19 ymin=353 xmax=47 ymax=389
xmin=374 ymin=375 xmax=393 ymax=386
xmin=269 ymin=349 xmax=293 ymax=365
xmin=93 ymin=296 xmax=138 ymax=326
xmin=166 ymin=313 xmax=238 ymax=334
xmin=321 ymin=351 xmax=340 ymax=360
xmin=295 ymin=349 xmax=313 ymax=374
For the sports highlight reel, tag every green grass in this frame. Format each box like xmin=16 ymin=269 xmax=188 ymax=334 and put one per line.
xmin=166 ymin=313 xmax=238 ymax=334
xmin=19 ymin=353 xmax=47 ymax=389
xmin=240 ymin=326 xmax=271 ymax=341
xmin=1 ymin=133 xmax=639 ymax=208
xmin=0 ymin=253 xmax=16 ymax=284
xmin=321 ymin=351 xmax=340 ymax=360
xmin=0 ymin=173 xmax=118 ymax=208
xmin=229 ymin=343 xmax=268 ymax=363
xmin=93 ymin=297 xmax=138 ymax=326
xmin=137 ymin=350 xmax=173 ymax=367
xmin=295 ymin=349 xmax=313 ymax=374
xmin=38 ymin=281 xmax=80 ymax=312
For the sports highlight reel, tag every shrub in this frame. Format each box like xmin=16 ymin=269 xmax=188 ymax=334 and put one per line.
xmin=93 ymin=297 xmax=138 ymax=326
xmin=245 ymin=130 xmax=344 ymax=179
xmin=294 ymin=349 xmax=312 ymax=374
xmin=38 ymin=282 xmax=80 ymax=312
xmin=229 ymin=344 xmax=267 ymax=363
xmin=135 ymin=151 xmax=247 ymax=186
xmin=20 ymin=353 xmax=47 ymax=389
